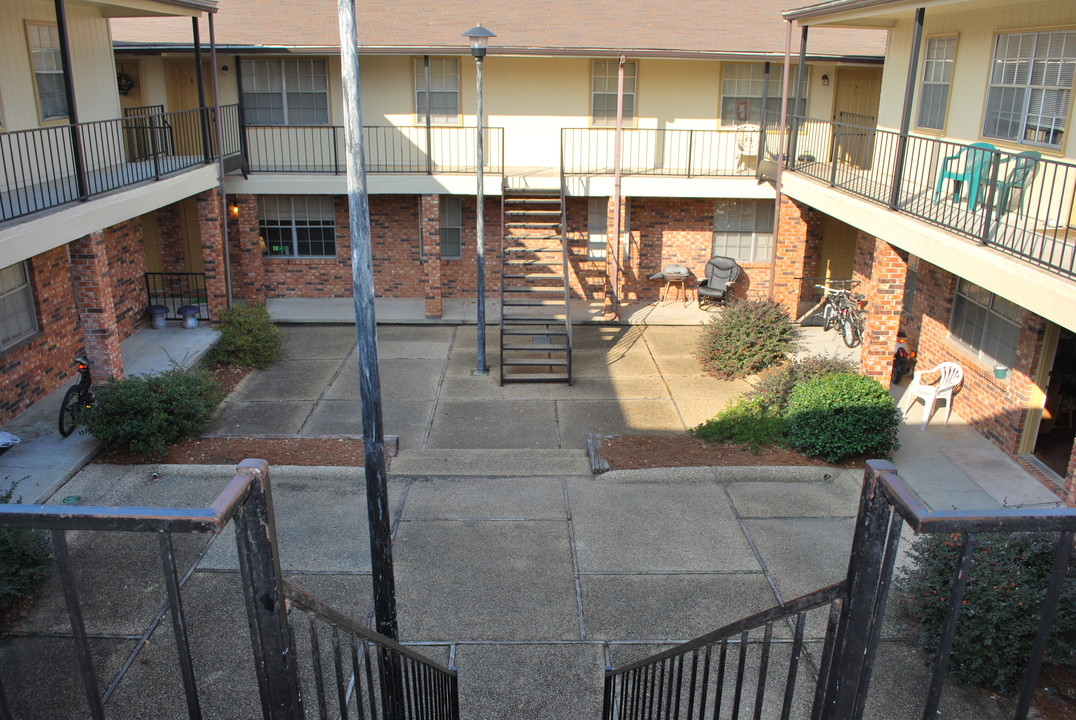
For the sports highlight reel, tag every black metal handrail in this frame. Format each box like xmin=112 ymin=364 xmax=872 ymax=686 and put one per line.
xmin=145 ymin=271 xmax=209 ymax=321
xmin=768 ymin=112 xmax=1076 ymax=279
xmin=604 ymin=460 xmax=1076 ymax=720
xmin=245 ymin=124 xmax=504 ymax=175
xmin=0 ymin=104 xmax=241 ymax=223
xmin=562 ymin=127 xmax=757 ymax=177
xmin=0 ymin=460 xmax=457 ymax=720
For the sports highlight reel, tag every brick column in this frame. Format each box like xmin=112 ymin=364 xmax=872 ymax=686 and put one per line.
xmin=1064 ymin=446 xmax=1076 ymax=506
xmin=420 ymin=195 xmax=443 ymax=318
xmin=195 ymin=188 xmax=228 ymax=321
xmin=603 ymin=196 xmax=625 ymax=318
xmin=853 ymin=231 xmax=907 ymax=381
xmin=772 ymin=198 xmax=818 ymax=318
xmin=70 ymin=232 xmax=124 ymax=380
xmin=227 ymin=193 xmax=266 ymax=304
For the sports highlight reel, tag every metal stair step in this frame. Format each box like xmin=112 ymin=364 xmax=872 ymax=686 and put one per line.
xmin=501 ymin=372 xmax=571 ymax=383
xmin=502 ymin=343 xmax=569 ymax=352
xmin=502 ymin=327 xmax=569 ymax=336
xmin=502 ymin=299 xmax=568 ymax=307
xmin=503 ymin=286 xmax=564 ymax=293
xmin=502 ymin=358 xmax=569 ymax=367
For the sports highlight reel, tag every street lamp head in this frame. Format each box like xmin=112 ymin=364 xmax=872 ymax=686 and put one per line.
xmin=463 ymin=24 xmax=495 ymax=59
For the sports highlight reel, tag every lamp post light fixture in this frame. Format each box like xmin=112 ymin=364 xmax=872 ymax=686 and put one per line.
xmin=463 ymin=24 xmax=495 ymax=375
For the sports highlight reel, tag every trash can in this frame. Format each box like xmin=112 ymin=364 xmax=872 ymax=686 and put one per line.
xmin=178 ymin=305 xmax=199 ymax=329
xmin=148 ymin=305 xmax=168 ymax=330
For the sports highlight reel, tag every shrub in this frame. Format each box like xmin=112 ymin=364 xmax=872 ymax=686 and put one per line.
xmin=691 ymin=395 xmax=786 ymax=453
xmin=0 ymin=484 xmax=53 ymax=617
xmin=899 ymin=531 xmax=1076 ymax=695
xmin=753 ymin=354 xmax=858 ymax=414
xmin=695 ymin=298 xmax=799 ymax=379
xmin=785 ymin=372 xmax=902 ymax=462
xmin=204 ymin=304 xmax=281 ymax=369
xmin=81 ymin=367 xmax=224 ymax=457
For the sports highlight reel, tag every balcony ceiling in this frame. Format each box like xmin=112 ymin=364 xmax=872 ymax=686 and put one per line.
xmin=109 ymin=0 xmax=885 ymax=59
xmin=783 ymin=0 xmax=1047 ymax=28
xmin=73 ymin=0 xmax=216 ymax=18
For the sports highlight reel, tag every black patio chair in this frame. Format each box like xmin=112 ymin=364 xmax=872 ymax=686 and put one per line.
xmin=697 ymin=256 xmax=741 ymax=309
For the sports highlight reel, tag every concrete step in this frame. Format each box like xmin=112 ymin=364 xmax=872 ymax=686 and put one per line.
xmin=388 ymin=448 xmax=590 ymax=476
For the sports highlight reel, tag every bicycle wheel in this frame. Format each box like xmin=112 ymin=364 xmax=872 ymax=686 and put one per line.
xmin=822 ymin=305 xmax=834 ymax=331
xmin=842 ymin=312 xmax=863 ymax=348
xmin=58 ymin=386 xmax=82 ymax=437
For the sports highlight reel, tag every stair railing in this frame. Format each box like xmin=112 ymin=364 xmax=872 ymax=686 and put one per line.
xmin=498 ymin=176 xmax=508 ymax=385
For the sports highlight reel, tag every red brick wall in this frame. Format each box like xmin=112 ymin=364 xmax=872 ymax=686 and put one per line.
xmin=852 ymin=231 xmax=907 ymax=381
xmin=772 ymin=197 xmax=821 ymax=317
xmin=71 ymin=232 xmax=124 ymax=381
xmin=228 ymin=194 xmax=267 ymax=303
xmin=0 ymin=249 xmax=83 ymax=425
xmin=102 ymin=218 xmax=149 ymax=341
xmin=912 ymin=260 xmax=1046 ymax=456
xmin=196 ymin=188 xmax=228 ymax=321
xmin=420 ymin=195 xmax=443 ymax=317
xmin=438 ymin=196 xmax=500 ymax=299
xmin=563 ymin=197 xmax=606 ymax=301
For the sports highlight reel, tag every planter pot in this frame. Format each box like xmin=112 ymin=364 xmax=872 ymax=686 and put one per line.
xmin=994 ymin=365 xmax=1009 ymax=380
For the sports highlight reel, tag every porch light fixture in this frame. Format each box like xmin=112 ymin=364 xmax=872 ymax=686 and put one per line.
xmin=229 ymin=202 xmax=240 ymax=216
xmin=463 ymin=24 xmax=496 ymax=375
xmin=821 ymin=74 xmax=830 ymax=86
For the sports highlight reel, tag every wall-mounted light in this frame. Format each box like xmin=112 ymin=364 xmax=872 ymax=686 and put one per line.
xmin=821 ymin=74 xmax=830 ymax=87
xmin=229 ymin=203 xmax=240 ymax=216
xmin=221 ymin=65 xmax=229 ymax=76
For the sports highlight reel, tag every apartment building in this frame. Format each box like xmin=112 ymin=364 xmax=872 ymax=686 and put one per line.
xmin=0 ymin=0 xmax=240 ymax=424
xmin=769 ymin=0 xmax=1076 ymax=500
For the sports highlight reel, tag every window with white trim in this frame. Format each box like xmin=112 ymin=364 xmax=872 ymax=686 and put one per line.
xmin=949 ymin=279 xmax=1021 ymax=367
xmin=0 ymin=262 xmax=38 ymax=351
xmin=917 ymin=36 xmax=956 ymax=130
xmin=721 ymin=63 xmax=806 ymax=126
xmin=242 ymin=59 xmax=329 ymax=126
xmin=259 ymin=197 xmax=336 ymax=258
xmin=712 ymin=200 xmax=774 ymax=262
xmin=415 ymin=58 xmax=460 ymax=124
xmin=27 ymin=23 xmax=67 ymax=121
xmin=439 ymin=196 xmax=462 ymax=259
xmin=983 ymin=30 xmax=1076 ymax=149
xmin=592 ymin=60 xmax=636 ymax=126
xmin=587 ymin=198 xmax=608 ymax=261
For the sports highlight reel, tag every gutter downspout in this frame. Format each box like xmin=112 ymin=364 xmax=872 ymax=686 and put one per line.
xmin=609 ymin=54 xmax=626 ymax=320
xmin=769 ymin=20 xmax=794 ymax=301
xmin=208 ymin=12 xmax=232 ymax=308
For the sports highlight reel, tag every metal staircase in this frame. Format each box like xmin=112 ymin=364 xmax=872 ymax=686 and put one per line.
xmin=498 ymin=178 xmax=573 ymax=385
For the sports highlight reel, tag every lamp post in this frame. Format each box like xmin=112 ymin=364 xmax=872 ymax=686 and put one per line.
xmin=463 ymin=24 xmax=495 ymax=375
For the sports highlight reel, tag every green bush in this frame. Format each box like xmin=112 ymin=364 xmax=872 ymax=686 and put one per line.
xmin=204 ymin=304 xmax=281 ymax=369
xmin=753 ymin=354 xmax=858 ymax=414
xmin=785 ymin=372 xmax=902 ymax=462
xmin=695 ymin=298 xmax=799 ymax=379
xmin=0 ymin=485 xmax=53 ymax=617
xmin=81 ymin=367 xmax=224 ymax=457
xmin=691 ymin=395 xmax=786 ymax=453
xmin=899 ymin=532 xmax=1076 ymax=695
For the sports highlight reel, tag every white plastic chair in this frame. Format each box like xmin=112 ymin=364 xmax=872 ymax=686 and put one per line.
xmin=902 ymin=362 xmax=963 ymax=429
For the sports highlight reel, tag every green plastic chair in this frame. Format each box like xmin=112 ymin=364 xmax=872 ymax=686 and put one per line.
xmin=992 ymin=150 xmax=1041 ymax=219
xmin=932 ymin=142 xmax=998 ymax=211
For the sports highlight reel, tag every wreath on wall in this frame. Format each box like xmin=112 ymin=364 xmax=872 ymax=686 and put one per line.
xmin=117 ymin=72 xmax=136 ymax=96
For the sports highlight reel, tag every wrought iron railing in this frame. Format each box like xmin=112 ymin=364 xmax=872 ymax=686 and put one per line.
xmin=145 ymin=271 xmax=210 ymax=321
xmin=768 ymin=112 xmax=1076 ymax=279
xmin=0 ymin=105 xmax=241 ymax=222
xmin=245 ymin=125 xmax=504 ymax=175
xmin=0 ymin=460 xmax=458 ymax=720
xmin=562 ymin=128 xmax=758 ymax=177
xmin=604 ymin=460 xmax=1076 ymax=720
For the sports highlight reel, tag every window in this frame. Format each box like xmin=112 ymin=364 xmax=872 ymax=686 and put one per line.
xmin=949 ymin=279 xmax=1022 ymax=367
xmin=242 ymin=59 xmax=329 ymax=126
xmin=721 ymin=63 xmax=806 ymax=126
xmin=0 ymin=262 xmax=38 ymax=351
xmin=712 ymin=200 xmax=774 ymax=262
xmin=592 ymin=60 xmax=636 ymax=126
xmin=918 ymin=36 xmax=956 ymax=130
xmin=415 ymin=58 xmax=460 ymax=124
xmin=439 ymin=196 xmax=462 ymax=259
xmin=984 ymin=30 xmax=1076 ymax=149
xmin=259 ymin=197 xmax=336 ymax=257
xmin=587 ymin=198 xmax=608 ymax=261
xmin=27 ymin=23 xmax=67 ymax=121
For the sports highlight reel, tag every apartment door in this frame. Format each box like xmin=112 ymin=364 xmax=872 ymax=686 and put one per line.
xmin=141 ymin=212 xmax=164 ymax=274
xmin=180 ymin=198 xmax=206 ymax=274
xmin=819 ymin=216 xmax=857 ymax=284
xmin=1028 ymin=326 xmax=1076 ymax=478
xmin=833 ymin=68 xmax=882 ymax=170
xmin=165 ymin=60 xmax=214 ymax=156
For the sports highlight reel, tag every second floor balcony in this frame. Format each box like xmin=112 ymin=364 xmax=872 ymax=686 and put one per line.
xmin=765 ymin=113 xmax=1076 ymax=280
xmin=0 ymin=105 xmax=242 ymax=224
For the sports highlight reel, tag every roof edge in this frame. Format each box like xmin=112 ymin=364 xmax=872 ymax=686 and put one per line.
xmin=783 ymin=0 xmax=902 ymax=21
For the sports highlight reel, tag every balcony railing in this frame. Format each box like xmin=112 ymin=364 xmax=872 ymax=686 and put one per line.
xmin=768 ymin=113 xmax=1076 ymax=279
xmin=562 ymin=127 xmax=759 ymax=177
xmin=0 ymin=105 xmax=241 ymax=223
xmin=245 ymin=124 xmax=504 ymax=175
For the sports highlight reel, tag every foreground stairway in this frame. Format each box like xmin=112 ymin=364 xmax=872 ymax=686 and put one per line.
xmin=498 ymin=181 xmax=573 ymax=384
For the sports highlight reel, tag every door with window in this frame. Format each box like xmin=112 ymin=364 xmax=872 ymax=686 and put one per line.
xmin=833 ymin=68 xmax=881 ymax=169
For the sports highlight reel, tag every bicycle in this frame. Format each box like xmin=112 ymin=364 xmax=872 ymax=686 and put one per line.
xmin=58 ymin=357 xmax=94 ymax=438
xmin=814 ymin=282 xmax=867 ymax=348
